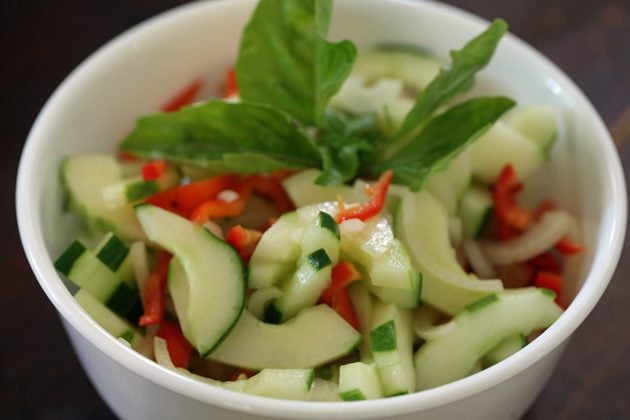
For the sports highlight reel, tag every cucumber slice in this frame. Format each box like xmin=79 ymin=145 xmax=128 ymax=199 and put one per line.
xmin=425 ymin=148 xmax=473 ymax=215
xmin=136 ymin=204 xmax=245 ymax=356
xmin=505 ymin=105 xmax=557 ymax=158
xmin=352 ymin=47 xmax=442 ymax=92
xmin=395 ymin=189 xmax=503 ymax=315
xmin=102 ymin=169 xmax=179 ymax=209
xmin=61 ymin=155 xmax=144 ymax=241
xmin=458 ymin=184 xmax=494 ymax=239
xmin=369 ymin=301 xmax=415 ymax=396
xmin=94 ymin=232 xmax=135 ymax=287
xmin=338 ymin=362 xmax=383 ymax=401
xmin=482 ymin=334 xmax=527 ymax=367
xmin=470 ymin=121 xmax=544 ymax=184
xmin=347 ymin=282 xmax=374 ymax=361
xmin=308 ymin=378 xmax=341 ymax=402
xmin=209 ymin=305 xmax=361 ymax=370
xmin=414 ymin=288 xmax=563 ymax=390
xmin=282 ymin=169 xmax=358 ymax=208
xmin=243 ymin=368 xmax=314 ymax=401
xmin=74 ymin=288 xmax=142 ymax=348
xmin=55 ymin=240 xmax=142 ymax=321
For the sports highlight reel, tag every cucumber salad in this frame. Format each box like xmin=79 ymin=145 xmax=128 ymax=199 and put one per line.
xmin=54 ymin=0 xmax=582 ymax=401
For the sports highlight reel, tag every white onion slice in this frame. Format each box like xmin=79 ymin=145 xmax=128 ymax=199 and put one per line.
xmin=480 ymin=210 xmax=577 ymax=266
xmin=463 ymin=239 xmax=496 ymax=279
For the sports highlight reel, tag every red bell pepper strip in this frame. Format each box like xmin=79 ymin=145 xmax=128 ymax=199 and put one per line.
xmin=331 ymin=288 xmax=360 ymax=330
xmin=555 ymin=237 xmax=584 ymax=255
xmin=190 ymin=180 xmax=252 ymax=224
xmin=156 ymin=320 xmax=193 ymax=369
xmin=248 ymin=175 xmax=295 ymax=213
xmin=141 ymin=160 xmax=167 ymax=181
xmin=335 ymin=170 xmax=393 ymax=223
xmin=223 ymin=68 xmax=238 ymax=99
xmin=320 ymin=261 xmax=361 ymax=305
xmin=161 ymin=78 xmax=203 ymax=113
xmin=533 ymin=271 xmax=563 ymax=303
xmin=226 ymin=224 xmax=263 ymax=264
xmin=139 ymin=251 xmax=172 ymax=327
xmin=492 ymin=164 xmax=532 ymax=240
xmin=528 ymin=252 xmax=561 ymax=274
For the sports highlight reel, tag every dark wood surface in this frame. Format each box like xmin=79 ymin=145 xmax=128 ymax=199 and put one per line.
xmin=2 ymin=1 xmax=629 ymax=419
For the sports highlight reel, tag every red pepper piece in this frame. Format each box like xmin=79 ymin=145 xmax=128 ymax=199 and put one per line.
xmin=528 ymin=252 xmax=561 ymax=274
xmin=223 ymin=68 xmax=238 ymax=99
xmin=336 ymin=170 xmax=393 ymax=223
xmin=492 ymin=165 xmax=532 ymax=240
xmin=139 ymin=251 xmax=172 ymax=326
xmin=226 ymin=224 xmax=263 ymax=264
xmin=141 ymin=160 xmax=167 ymax=181
xmin=248 ymin=175 xmax=295 ymax=213
xmin=533 ymin=271 xmax=563 ymax=303
xmin=320 ymin=261 xmax=361 ymax=305
xmin=190 ymin=180 xmax=252 ymax=224
xmin=555 ymin=237 xmax=584 ymax=255
xmin=331 ymin=288 xmax=360 ymax=330
xmin=117 ymin=150 xmax=141 ymax=162
xmin=156 ymin=320 xmax=193 ymax=369
xmin=161 ymin=78 xmax=203 ymax=113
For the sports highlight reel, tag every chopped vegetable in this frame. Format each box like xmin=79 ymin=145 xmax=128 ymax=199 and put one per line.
xmin=335 ymin=170 xmax=393 ymax=223
xmin=226 ymin=224 xmax=263 ymax=264
xmin=161 ymin=78 xmax=203 ymax=113
xmin=492 ymin=164 xmax=531 ymax=240
xmin=138 ymin=251 xmax=172 ymax=327
xmin=141 ymin=160 xmax=167 ymax=181
xmin=156 ymin=320 xmax=193 ymax=369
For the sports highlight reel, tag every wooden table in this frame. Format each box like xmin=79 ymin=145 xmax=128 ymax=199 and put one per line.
xmin=2 ymin=1 xmax=629 ymax=418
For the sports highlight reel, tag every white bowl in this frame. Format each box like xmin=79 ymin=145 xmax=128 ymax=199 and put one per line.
xmin=16 ymin=0 xmax=627 ymax=419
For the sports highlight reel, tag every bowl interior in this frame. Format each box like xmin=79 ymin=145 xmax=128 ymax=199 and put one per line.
xmin=17 ymin=0 xmax=626 ymax=417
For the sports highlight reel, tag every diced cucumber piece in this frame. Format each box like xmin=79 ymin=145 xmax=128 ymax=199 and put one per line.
xmin=425 ymin=148 xmax=472 ymax=215
xmin=470 ymin=121 xmax=544 ymax=184
xmin=102 ymin=169 xmax=180 ymax=209
xmin=61 ymin=155 xmax=144 ymax=241
xmin=282 ymin=169 xmax=358 ymax=208
xmin=482 ymin=334 xmax=527 ymax=367
xmin=247 ymin=287 xmax=283 ymax=320
xmin=369 ymin=301 xmax=415 ymax=396
xmin=396 ymin=189 xmax=503 ymax=315
xmin=505 ymin=105 xmax=557 ymax=158
xmin=308 ymin=378 xmax=341 ymax=402
xmin=248 ymin=211 xmax=304 ymax=289
xmin=136 ymin=204 xmax=245 ymax=356
xmin=243 ymin=368 xmax=314 ymax=401
xmin=74 ymin=288 xmax=142 ymax=348
xmin=209 ymin=305 xmax=361 ymax=370
xmin=94 ymin=232 xmax=134 ymax=287
xmin=414 ymin=288 xmax=563 ymax=390
xmin=459 ymin=184 xmax=494 ymax=239
xmin=55 ymin=240 xmax=142 ymax=321
xmin=267 ymin=212 xmax=341 ymax=322
xmin=338 ymin=362 xmax=383 ymax=401
xmin=352 ymin=46 xmax=442 ymax=92
xmin=348 ymin=282 xmax=374 ymax=361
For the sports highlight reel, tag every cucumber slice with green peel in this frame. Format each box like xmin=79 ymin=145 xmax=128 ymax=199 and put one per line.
xmin=266 ymin=212 xmax=341 ymax=323
xmin=61 ymin=155 xmax=145 ymax=241
xmin=459 ymin=184 xmax=494 ymax=239
xmin=505 ymin=105 xmax=557 ymax=158
xmin=396 ymin=189 xmax=503 ymax=315
xmin=425 ymin=148 xmax=473 ymax=215
xmin=308 ymin=378 xmax=341 ymax=402
xmin=248 ymin=211 xmax=304 ymax=289
xmin=471 ymin=121 xmax=545 ymax=184
xmin=243 ymin=368 xmax=314 ymax=400
xmin=94 ymin=232 xmax=135 ymax=287
xmin=282 ymin=169 xmax=358 ymax=208
xmin=414 ymin=288 xmax=563 ymax=390
xmin=338 ymin=362 xmax=384 ymax=401
xmin=209 ymin=305 xmax=361 ymax=370
xmin=482 ymin=334 xmax=527 ymax=367
xmin=74 ymin=288 xmax=143 ymax=348
xmin=102 ymin=169 xmax=180 ymax=209
xmin=366 ymin=272 xmax=422 ymax=310
xmin=136 ymin=204 xmax=245 ymax=356
xmin=55 ymin=240 xmax=142 ymax=321
xmin=352 ymin=47 xmax=442 ymax=92
xmin=369 ymin=301 xmax=415 ymax=396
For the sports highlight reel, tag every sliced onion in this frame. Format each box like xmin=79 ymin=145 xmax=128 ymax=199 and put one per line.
xmin=463 ymin=239 xmax=496 ymax=279
xmin=480 ymin=210 xmax=577 ymax=266
xmin=247 ymin=287 xmax=283 ymax=320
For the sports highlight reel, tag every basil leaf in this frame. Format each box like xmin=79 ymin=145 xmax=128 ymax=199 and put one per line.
xmin=391 ymin=19 xmax=508 ymax=151
xmin=236 ymin=0 xmax=356 ymax=126
xmin=375 ymin=96 xmax=516 ymax=190
xmin=120 ymin=100 xmax=321 ymax=172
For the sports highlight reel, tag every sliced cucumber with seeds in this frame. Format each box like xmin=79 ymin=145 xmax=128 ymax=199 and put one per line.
xmin=209 ymin=305 xmax=361 ymax=370
xmin=266 ymin=211 xmax=340 ymax=323
xmin=459 ymin=184 xmax=494 ymax=239
xmin=74 ymin=288 xmax=142 ymax=348
xmin=61 ymin=155 xmax=144 ymax=241
xmin=414 ymin=288 xmax=563 ymax=390
xmin=396 ymin=189 xmax=503 ymax=315
xmin=136 ymin=204 xmax=245 ymax=356
xmin=369 ymin=301 xmax=415 ymax=396
xmin=338 ymin=362 xmax=383 ymax=401
xmin=55 ymin=240 xmax=142 ymax=322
